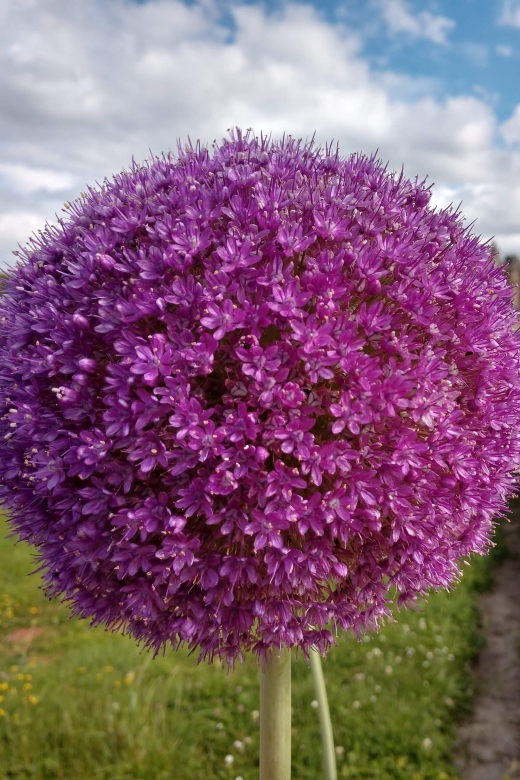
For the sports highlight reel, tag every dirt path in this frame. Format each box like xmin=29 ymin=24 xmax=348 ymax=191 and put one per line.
xmin=454 ymin=504 xmax=520 ymax=780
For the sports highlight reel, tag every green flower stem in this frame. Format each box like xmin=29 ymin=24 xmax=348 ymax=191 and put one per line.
xmin=310 ymin=648 xmax=337 ymax=780
xmin=260 ymin=647 xmax=292 ymax=780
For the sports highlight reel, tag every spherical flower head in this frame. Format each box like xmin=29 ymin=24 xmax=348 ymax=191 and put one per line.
xmin=1 ymin=129 xmax=520 ymax=665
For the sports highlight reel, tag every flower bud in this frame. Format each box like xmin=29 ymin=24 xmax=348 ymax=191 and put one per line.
xmin=440 ymin=476 xmax=458 ymax=489
xmin=72 ymin=313 xmax=90 ymax=329
xmin=78 ymin=358 xmax=97 ymax=373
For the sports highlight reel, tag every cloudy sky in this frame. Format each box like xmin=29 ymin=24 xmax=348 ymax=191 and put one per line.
xmin=2 ymin=0 xmax=520 ymax=268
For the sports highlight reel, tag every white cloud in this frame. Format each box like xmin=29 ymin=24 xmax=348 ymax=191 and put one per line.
xmin=0 ymin=210 xmax=48 ymax=258
xmin=0 ymin=0 xmax=519 ymax=265
xmin=496 ymin=43 xmax=514 ymax=56
xmin=0 ymin=163 xmax=76 ymax=194
xmin=459 ymin=42 xmax=488 ymax=67
xmin=499 ymin=0 xmax=520 ymax=27
xmin=375 ymin=0 xmax=455 ymax=44
xmin=501 ymin=105 xmax=520 ymax=146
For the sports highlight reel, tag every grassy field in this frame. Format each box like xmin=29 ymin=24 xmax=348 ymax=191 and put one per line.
xmin=0 ymin=512 xmax=503 ymax=780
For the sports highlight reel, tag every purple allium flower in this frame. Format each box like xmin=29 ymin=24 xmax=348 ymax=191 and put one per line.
xmin=1 ymin=129 xmax=520 ymax=665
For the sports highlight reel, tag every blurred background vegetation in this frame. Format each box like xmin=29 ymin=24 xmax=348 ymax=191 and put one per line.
xmin=0 ymin=511 xmax=507 ymax=780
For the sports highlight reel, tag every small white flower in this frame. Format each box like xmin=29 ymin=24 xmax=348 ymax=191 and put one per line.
xmin=216 ymin=722 xmax=224 ymax=731
xmin=224 ymin=754 xmax=234 ymax=765
xmin=370 ymin=694 xmax=377 ymax=703
xmin=422 ymin=738 xmax=432 ymax=751
xmin=311 ymin=700 xmax=319 ymax=709
xmin=234 ymin=740 xmax=244 ymax=751
xmin=251 ymin=710 xmax=259 ymax=721
xmin=426 ymin=651 xmax=433 ymax=660
xmin=352 ymin=700 xmax=361 ymax=709
xmin=447 ymin=654 xmax=455 ymax=661
xmin=385 ymin=665 xmax=393 ymax=675
xmin=335 ymin=746 xmax=345 ymax=756
xmin=418 ymin=618 xmax=427 ymax=630
xmin=422 ymin=661 xmax=430 ymax=668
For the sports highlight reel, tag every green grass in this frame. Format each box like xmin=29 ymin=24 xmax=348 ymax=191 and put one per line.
xmin=0 ymin=513 xmax=503 ymax=780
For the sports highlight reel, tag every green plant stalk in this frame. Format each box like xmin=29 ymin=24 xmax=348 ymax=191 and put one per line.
xmin=260 ymin=647 xmax=292 ymax=780
xmin=310 ymin=648 xmax=337 ymax=780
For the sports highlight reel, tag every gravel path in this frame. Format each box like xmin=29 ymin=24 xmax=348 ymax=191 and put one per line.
xmin=454 ymin=504 xmax=520 ymax=780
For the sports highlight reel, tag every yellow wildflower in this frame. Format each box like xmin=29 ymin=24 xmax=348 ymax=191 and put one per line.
xmin=124 ymin=671 xmax=135 ymax=685
xmin=0 ymin=683 xmax=8 ymax=691
xmin=9 ymin=665 xmax=18 ymax=672
xmin=28 ymin=695 xmax=38 ymax=705
xmin=0 ymin=710 xmax=5 ymax=717
xmin=22 ymin=683 xmax=32 ymax=691
xmin=29 ymin=607 xmax=38 ymax=615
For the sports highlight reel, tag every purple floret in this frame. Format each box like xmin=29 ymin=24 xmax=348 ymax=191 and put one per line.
xmin=1 ymin=129 xmax=520 ymax=665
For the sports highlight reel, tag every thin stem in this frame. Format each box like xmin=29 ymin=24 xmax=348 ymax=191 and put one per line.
xmin=260 ymin=647 xmax=292 ymax=780
xmin=310 ymin=648 xmax=337 ymax=780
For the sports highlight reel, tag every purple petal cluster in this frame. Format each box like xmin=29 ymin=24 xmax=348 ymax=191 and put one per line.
xmin=1 ymin=129 xmax=520 ymax=664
